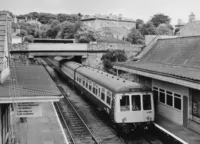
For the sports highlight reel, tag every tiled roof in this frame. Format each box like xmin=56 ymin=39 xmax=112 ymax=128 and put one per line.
xmin=0 ymin=65 xmax=62 ymax=103
xmin=99 ymin=27 xmax=130 ymax=36
xmin=115 ymin=36 xmax=200 ymax=83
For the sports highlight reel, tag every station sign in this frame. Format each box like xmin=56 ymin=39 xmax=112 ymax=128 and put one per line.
xmin=14 ymin=102 xmax=42 ymax=117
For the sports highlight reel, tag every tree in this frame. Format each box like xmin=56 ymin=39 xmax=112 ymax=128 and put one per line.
xmin=127 ymin=28 xmax=144 ymax=44
xmin=75 ymin=25 xmax=97 ymax=43
xmin=139 ymin=22 xmax=157 ymax=36
xmin=150 ymin=13 xmax=171 ymax=27
xmin=157 ymin=24 xmax=172 ymax=35
xmin=57 ymin=14 xmax=80 ymax=23
xmin=101 ymin=50 xmax=127 ymax=73
xmin=136 ymin=19 xmax=144 ymax=29
xmin=24 ymin=35 xmax=34 ymax=43
xmin=58 ymin=21 xmax=75 ymax=39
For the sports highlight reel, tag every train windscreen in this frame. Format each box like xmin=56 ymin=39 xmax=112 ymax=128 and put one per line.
xmin=143 ymin=94 xmax=152 ymax=110
xmin=132 ymin=95 xmax=141 ymax=111
xmin=120 ymin=95 xmax=130 ymax=111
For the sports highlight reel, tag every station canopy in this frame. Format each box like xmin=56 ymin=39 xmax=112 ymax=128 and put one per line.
xmin=0 ymin=65 xmax=63 ymax=103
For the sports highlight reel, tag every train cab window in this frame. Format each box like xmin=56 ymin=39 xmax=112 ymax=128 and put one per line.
xmin=159 ymin=89 xmax=165 ymax=104
xmin=131 ymin=95 xmax=141 ymax=111
xmin=143 ymin=94 xmax=152 ymax=110
xmin=101 ymin=88 xmax=105 ymax=101
xmin=89 ymin=81 xmax=92 ymax=91
xmin=120 ymin=95 xmax=130 ymax=111
xmin=106 ymin=91 xmax=112 ymax=105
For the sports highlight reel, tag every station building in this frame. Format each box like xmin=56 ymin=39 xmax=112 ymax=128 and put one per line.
xmin=0 ymin=12 xmax=63 ymax=144
xmin=114 ymin=36 xmax=200 ymax=134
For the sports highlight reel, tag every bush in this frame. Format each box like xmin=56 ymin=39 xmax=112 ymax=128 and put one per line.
xmin=23 ymin=35 xmax=34 ymax=43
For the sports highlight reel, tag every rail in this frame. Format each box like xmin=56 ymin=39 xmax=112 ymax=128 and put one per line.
xmin=42 ymin=58 xmax=100 ymax=144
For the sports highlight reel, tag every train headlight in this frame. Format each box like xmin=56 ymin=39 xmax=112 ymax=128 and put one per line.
xmin=122 ymin=117 xmax=127 ymax=123
xmin=146 ymin=116 xmax=152 ymax=121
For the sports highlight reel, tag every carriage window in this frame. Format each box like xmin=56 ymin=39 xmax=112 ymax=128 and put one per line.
xmin=98 ymin=87 xmax=101 ymax=97
xmin=89 ymin=81 xmax=92 ymax=91
xmin=85 ymin=79 xmax=88 ymax=88
xmin=101 ymin=88 xmax=105 ymax=101
xmin=132 ymin=95 xmax=141 ymax=111
xmin=76 ymin=74 xmax=79 ymax=81
xmin=120 ymin=95 xmax=130 ymax=111
xmin=93 ymin=83 xmax=96 ymax=95
xmin=79 ymin=75 xmax=82 ymax=83
xmin=159 ymin=89 xmax=165 ymax=104
xmin=83 ymin=78 xmax=85 ymax=86
xmin=143 ymin=94 xmax=152 ymax=110
xmin=106 ymin=91 xmax=112 ymax=105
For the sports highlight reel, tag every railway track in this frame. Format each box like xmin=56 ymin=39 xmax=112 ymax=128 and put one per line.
xmin=55 ymin=90 xmax=99 ymax=144
xmin=40 ymin=58 xmax=163 ymax=144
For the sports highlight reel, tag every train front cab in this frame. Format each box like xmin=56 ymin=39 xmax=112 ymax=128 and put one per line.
xmin=114 ymin=92 xmax=155 ymax=131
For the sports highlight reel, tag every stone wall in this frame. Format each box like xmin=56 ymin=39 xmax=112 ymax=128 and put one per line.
xmin=84 ymin=43 xmax=143 ymax=69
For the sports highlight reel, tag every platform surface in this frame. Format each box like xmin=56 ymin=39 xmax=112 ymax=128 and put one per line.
xmin=12 ymin=102 xmax=68 ymax=144
xmin=155 ymin=115 xmax=200 ymax=144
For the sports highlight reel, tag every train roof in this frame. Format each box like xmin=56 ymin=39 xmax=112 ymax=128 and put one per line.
xmin=62 ymin=62 xmax=151 ymax=93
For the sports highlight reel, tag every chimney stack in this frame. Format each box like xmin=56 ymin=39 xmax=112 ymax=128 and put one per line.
xmin=189 ymin=12 xmax=195 ymax=22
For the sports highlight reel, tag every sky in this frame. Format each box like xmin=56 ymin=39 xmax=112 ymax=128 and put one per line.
xmin=0 ymin=0 xmax=200 ymax=25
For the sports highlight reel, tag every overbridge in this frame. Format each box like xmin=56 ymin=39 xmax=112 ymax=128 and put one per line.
xmin=10 ymin=43 xmax=108 ymax=58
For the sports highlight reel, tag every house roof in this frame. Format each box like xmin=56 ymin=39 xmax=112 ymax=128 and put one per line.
xmin=0 ymin=65 xmax=63 ymax=103
xmin=81 ymin=17 xmax=135 ymax=23
xmin=114 ymin=36 xmax=200 ymax=88
xmin=98 ymin=27 xmax=130 ymax=36
xmin=179 ymin=21 xmax=200 ymax=36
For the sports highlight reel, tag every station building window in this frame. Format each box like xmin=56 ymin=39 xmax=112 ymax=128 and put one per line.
xmin=192 ymin=89 xmax=200 ymax=119
xmin=159 ymin=89 xmax=165 ymax=104
xmin=101 ymin=88 xmax=105 ymax=101
xmin=132 ymin=95 xmax=141 ymax=111
xmin=153 ymin=86 xmax=182 ymax=111
xmin=174 ymin=93 xmax=181 ymax=110
xmin=153 ymin=87 xmax=158 ymax=102
xmin=120 ymin=95 xmax=130 ymax=111
xmin=166 ymin=91 xmax=173 ymax=107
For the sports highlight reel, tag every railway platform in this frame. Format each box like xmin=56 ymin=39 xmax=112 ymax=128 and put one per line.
xmin=155 ymin=115 xmax=200 ymax=144
xmin=11 ymin=102 xmax=68 ymax=144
